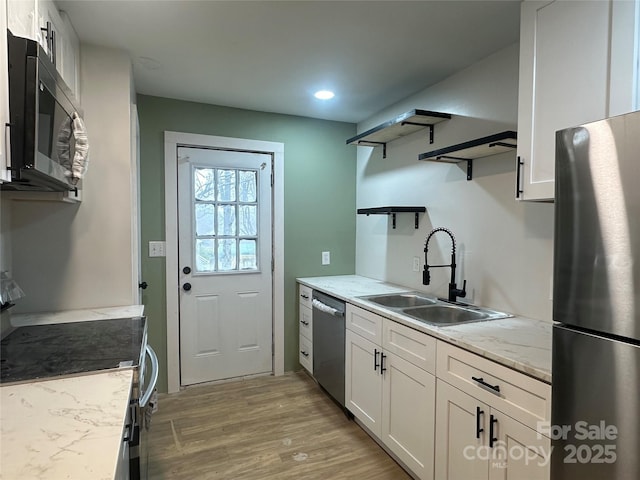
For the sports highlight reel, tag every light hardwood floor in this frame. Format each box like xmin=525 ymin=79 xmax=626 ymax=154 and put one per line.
xmin=147 ymin=370 xmax=412 ymax=479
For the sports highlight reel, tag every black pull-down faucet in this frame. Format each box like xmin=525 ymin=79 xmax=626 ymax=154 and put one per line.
xmin=423 ymin=227 xmax=467 ymax=303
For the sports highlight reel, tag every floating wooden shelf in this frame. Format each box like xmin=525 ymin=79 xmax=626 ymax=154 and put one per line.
xmin=347 ymin=109 xmax=452 ymax=158
xmin=357 ymin=206 xmax=427 ymax=229
xmin=418 ymin=131 xmax=517 ymax=181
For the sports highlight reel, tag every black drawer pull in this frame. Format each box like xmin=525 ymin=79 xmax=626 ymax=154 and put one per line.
xmin=300 ymin=350 xmax=309 ymax=357
xmin=374 ymin=349 xmax=380 ymax=371
xmin=380 ymin=353 xmax=387 ymax=374
xmin=472 ymin=376 xmax=500 ymax=393
xmin=301 ymin=294 xmax=309 ymax=299
xmin=300 ymin=320 xmax=309 ymax=326
xmin=489 ymin=415 xmax=498 ymax=448
xmin=475 ymin=406 xmax=484 ymax=439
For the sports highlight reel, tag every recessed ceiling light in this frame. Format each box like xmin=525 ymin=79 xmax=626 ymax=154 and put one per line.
xmin=314 ymin=90 xmax=335 ymax=100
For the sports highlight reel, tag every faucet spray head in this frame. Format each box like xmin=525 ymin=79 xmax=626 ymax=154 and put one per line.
xmin=423 ymin=268 xmax=431 ymax=285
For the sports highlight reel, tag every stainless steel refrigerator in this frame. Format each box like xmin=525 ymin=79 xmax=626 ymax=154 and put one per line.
xmin=552 ymin=110 xmax=640 ymax=479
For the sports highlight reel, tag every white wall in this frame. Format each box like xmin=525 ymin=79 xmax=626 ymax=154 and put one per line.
xmin=356 ymin=43 xmax=555 ymax=322
xmin=9 ymin=44 xmax=137 ymax=312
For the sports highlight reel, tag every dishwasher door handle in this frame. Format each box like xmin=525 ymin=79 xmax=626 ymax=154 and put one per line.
xmin=312 ymin=298 xmax=344 ymax=317
xmin=140 ymin=345 xmax=159 ymax=408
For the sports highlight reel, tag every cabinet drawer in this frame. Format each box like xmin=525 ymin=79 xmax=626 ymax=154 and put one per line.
xmin=299 ymin=304 xmax=312 ymax=341
xmin=298 ymin=284 xmax=312 ymax=308
xmin=383 ymin=319 xmax=436 ymax=374
xmin=299 ymin=334 xmax=313 ymax=373
xmin=436 ymin=341 xmax=551 ymax=430
xmin=346 ymin=304 xmax=382 ymax=345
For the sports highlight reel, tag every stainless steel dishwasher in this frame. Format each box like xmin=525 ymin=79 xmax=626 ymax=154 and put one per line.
xmin=312 ymin=290 xmax=346 ymax=407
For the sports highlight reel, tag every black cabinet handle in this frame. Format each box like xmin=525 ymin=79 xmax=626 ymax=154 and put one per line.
xmin=301 ymin=294 xmax=309 ymax=300
xmin=380 ymin=353 xmax=387 ymax=374
xmin=472 ymin=376 xmax=500 ymax=393
xmin=516 ymin=156 xmax=524 ymax=198
xmin=300 ymin=350 xmax=309 ymax=357
xmin=489 ymin=415 xmax=498 ymax=448
xmin=374 ymin=349 xmax=380 ymax=371
xmin=300 ymin=320 xmax=309 ymax=326
xmin=476 ymin=406 xmax=484 ymax=439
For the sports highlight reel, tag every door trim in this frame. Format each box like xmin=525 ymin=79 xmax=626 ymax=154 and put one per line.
xmin=164 ymin=131 xmax=285 ymax=393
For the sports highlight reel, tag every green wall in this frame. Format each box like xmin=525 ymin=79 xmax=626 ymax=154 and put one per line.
xmin=137 ymin=95 xmax=357 ymax=392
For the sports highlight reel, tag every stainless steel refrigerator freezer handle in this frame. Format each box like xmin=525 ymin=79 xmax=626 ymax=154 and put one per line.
xmin=140 ymin=345 xmax=158 ymax=408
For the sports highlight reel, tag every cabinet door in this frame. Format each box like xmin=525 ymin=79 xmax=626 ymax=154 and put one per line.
xmin=345 ymin=330 xmax=382 ymax=436
xmin=517 ymin=0 xmax=610 ymax=201
xmin=382 ymin=352 xmax=435 ymax=480
xmin=435 ymin=380 xmax=489 ymax=480
xmin=488 ymin=410 xmax=550 ymax=480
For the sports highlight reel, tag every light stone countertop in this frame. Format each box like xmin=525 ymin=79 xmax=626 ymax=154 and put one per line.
xmin=0 ymin=369 xmax=133 ymax=480
xmin=10 ymin=305 xmax=145 ymax=327
xmin=298 ymin=275 xmax=552 ymax=383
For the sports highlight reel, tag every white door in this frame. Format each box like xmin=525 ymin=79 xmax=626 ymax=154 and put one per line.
xmin=177 ymin=146 xmax=273 ymax=385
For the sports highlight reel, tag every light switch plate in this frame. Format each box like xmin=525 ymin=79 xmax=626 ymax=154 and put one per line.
xmin=149 ymin=241 xmax=166 ymax=257
xmin=322 ymin=251 xmax=330 ymax=265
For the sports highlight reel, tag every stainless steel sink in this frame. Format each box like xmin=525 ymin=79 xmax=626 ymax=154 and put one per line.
xmin=360 ymin=292 xmax=437 ymax=308
xmin=358 ymin=292 xmax=512 ymax=327
xmin=401 ymin=304 xmax=511 ymax=326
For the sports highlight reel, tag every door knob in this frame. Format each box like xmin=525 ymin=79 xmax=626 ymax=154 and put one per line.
xmin=138 ymin=282 xmax=148 ymax=290
xmin=183 ymin=266 xmax=191 ymax=274
xmin=183 ymin=283 xmax=192 ymax=291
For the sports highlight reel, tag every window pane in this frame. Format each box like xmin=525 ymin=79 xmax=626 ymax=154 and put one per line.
xmin=194 ymin=168 xmax=215 ymax=201
xmin=239 ymin=205 xmax=257 ymax=236
xmin=217 ymin=169 xmax=236 ymax=201
xmin=195 ymin=204 xmax=215 ymax=236
xmin=217 ymin=239 xmax=237 ymax=271
xmin=195 ymin=239 xmax=215 ymax=272
xmin=239 ymin=239 xmax=257 ymax=270
xmin=239 ymin=170 xmax=257 ymax=202
xmin=217 ymin=205 xmax=236 ymax=236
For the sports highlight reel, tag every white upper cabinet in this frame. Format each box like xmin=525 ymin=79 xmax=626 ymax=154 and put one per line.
xmin=6 ymin=0 xmax=80 ymax=99
xmin=516 ymin=0 xmax=639 ymax=201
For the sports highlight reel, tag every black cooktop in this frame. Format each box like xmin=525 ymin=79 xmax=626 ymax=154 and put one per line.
xmin=0 ymin=316 xmax=146 ymax=384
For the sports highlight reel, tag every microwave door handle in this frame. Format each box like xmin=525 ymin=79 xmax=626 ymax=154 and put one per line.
xmin=139 ymin=345 xmax=158 ymax=408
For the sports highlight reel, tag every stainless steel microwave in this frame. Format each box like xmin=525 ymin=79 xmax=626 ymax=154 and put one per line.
xmin=4 ymin=30 xmax=82 ymax=192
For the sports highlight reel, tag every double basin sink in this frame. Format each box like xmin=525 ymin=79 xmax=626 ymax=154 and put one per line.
xmin=358 ymin=292 xmax=512 ymax=327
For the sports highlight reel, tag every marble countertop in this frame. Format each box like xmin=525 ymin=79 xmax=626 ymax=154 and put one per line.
xmin=0 ymin=369 xmax=133 ymax=479
xmin=298 ymin=275 xmax=552 ymax=383
xmin=10 ymin=305 xmax=145 ymax=327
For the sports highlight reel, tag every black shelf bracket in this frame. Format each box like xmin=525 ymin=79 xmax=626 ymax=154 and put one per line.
xmin=358 ymin=140 xmax=387 ymax=158
xmin=401 ymin=121 xmax=436 ymax=144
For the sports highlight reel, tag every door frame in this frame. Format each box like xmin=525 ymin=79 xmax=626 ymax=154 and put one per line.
xmin=164 ymin=131 xmax=285 ymax=393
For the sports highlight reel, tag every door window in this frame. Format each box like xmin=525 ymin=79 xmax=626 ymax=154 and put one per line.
xmin=193 ymin=166 xmax=259 ymax=273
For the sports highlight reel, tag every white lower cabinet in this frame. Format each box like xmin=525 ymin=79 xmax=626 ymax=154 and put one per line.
xmin=345 ymin=304 xmax=435 ymax=480
xmin=435 ymin=342 xmax=551 ymax=480
xmin=298 ymin=284 xmax=313 ymax=373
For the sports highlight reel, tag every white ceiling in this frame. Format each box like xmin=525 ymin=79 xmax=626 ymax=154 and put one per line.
xmin=56 ymin=0 xmax=521 ymax=123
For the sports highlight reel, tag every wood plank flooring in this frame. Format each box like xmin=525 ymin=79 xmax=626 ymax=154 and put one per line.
xmin=147 ymin=370 xmax=412 ymax=480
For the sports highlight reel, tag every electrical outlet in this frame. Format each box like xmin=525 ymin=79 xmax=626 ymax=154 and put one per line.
xmin=412 ymin=257 xmax=421 ymax=272
xmin=149 ymin=241 xmax=166 ymax=257
xmin=322 ymin=251 xmax=331 ymax=265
